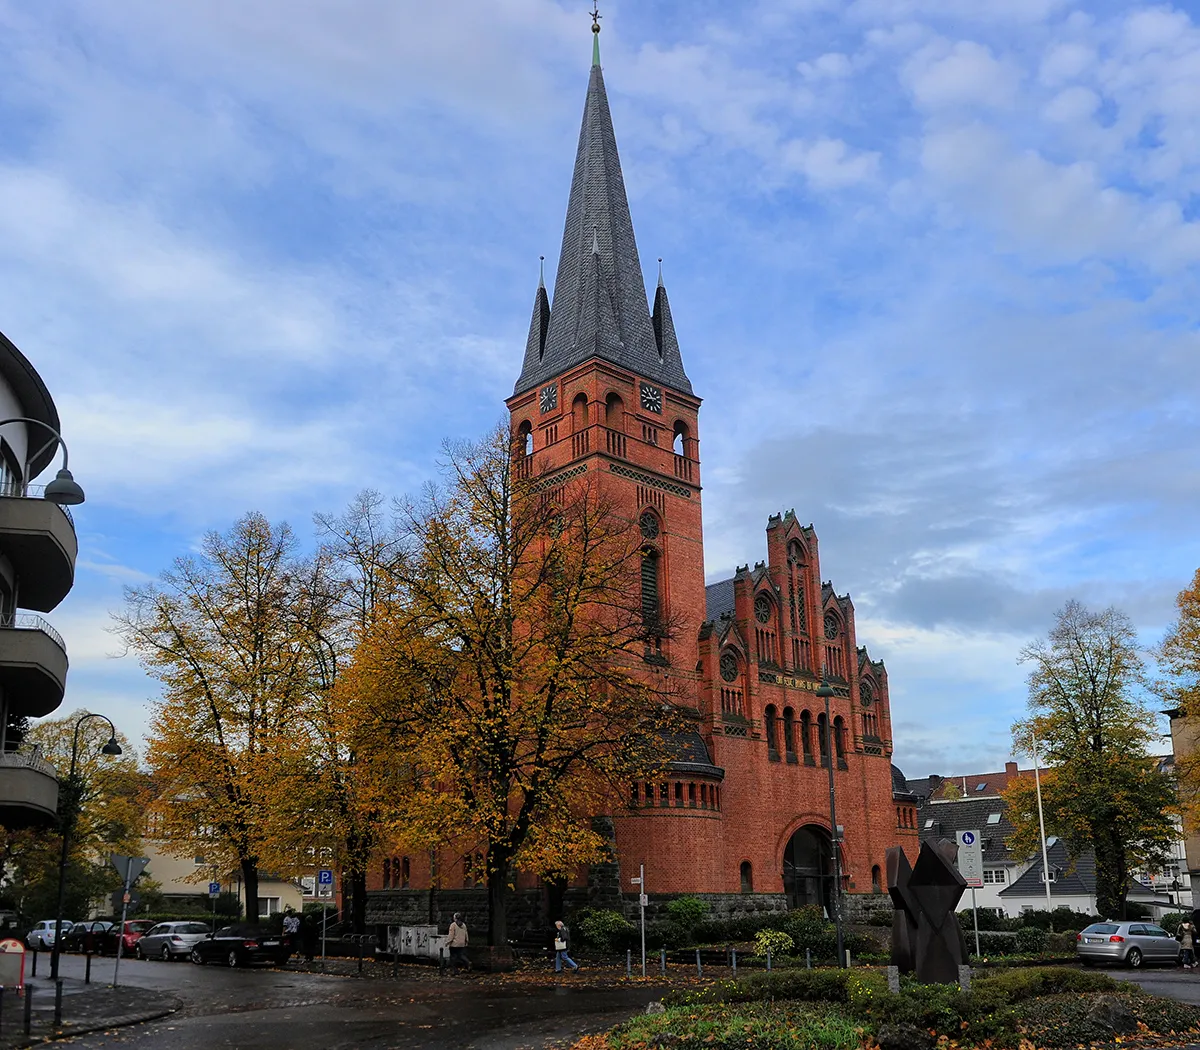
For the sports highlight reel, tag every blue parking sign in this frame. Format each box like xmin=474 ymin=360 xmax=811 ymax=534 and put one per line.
xmin=318 ymin=869 xmax=334 ymax=886
xmin=208 ymin=882 xmax=221 ymax=897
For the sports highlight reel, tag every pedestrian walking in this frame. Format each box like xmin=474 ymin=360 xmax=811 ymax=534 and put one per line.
xmin=282 ymin=908 xmax=300 ymax=950
xmin=553 ymin=919 xmax=579 ymax=973
xmin=446 ymin=913 xmax=470 ymax=972
xmin=1178 ymin=919 xmax=1196 ymax=970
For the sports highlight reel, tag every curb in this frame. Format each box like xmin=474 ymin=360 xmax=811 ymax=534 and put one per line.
xmin=0 ymin=997 xmax=181 ymax=1049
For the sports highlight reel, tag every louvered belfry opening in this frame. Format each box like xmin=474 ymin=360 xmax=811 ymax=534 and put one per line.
xmin=641 ymin=548 xmax=660 ymax=628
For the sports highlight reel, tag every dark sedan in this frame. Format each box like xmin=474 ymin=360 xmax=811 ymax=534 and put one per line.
xmin=189 ymin=924 xmax=291 ymax=968
xmin=60 ymin=921 xmax=113 ymax=954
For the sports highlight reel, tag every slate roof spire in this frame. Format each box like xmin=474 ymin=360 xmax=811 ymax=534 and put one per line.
xmin=512 ymin=18 xmax=693 ymax=397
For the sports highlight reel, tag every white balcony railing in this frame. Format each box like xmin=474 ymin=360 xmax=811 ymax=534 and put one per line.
xmin=0 ymin=483 xmax=73 ymax=524
xmin=0 ymin=613 xmax=66 ymax=651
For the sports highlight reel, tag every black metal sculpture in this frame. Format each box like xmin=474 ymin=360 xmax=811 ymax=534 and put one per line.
xmin=886 ymin=840 xmax=967 ymax=983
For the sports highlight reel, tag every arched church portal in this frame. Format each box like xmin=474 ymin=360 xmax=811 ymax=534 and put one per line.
xmin=782 ymin=825 xmax=833 ymax=913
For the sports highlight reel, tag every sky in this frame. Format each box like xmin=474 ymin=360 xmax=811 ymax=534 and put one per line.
xmin=0 ymin=0 xmax=1197 ymax=778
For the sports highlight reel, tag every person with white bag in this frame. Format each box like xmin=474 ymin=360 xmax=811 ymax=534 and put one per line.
xmin=553 ymin=919 xmax=580 ymax=973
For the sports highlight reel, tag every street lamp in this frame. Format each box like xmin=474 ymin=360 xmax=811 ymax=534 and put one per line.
xmin=0 ymin=417 xmax=85 ymax=505
xmin=815 ymin=672 xmax=845 ymax=968
xmin=50 ymin=713 xmax=121 ymax=978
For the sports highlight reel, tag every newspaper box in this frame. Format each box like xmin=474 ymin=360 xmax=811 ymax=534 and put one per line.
xmin=0 ymin=938 xmax=25 ymax=991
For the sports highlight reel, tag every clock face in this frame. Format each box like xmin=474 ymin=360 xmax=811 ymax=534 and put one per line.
xmin=539 ymin=383 xmax=558 ymax=413
xmin=639 ymin=383 xmax=662 ymax=413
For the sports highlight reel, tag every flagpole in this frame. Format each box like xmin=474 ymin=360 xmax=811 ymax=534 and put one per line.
xmin=1031 ymin=729 xmax=1054 ymax=914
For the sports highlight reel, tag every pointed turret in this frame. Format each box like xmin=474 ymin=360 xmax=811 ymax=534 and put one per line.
xmin=516 ymin=257 xmax=551 ymax=381
xmin=652 ymin=263 xmax=689 ymax=385
xmin=513 ymin=27 xmax=693 ymax=397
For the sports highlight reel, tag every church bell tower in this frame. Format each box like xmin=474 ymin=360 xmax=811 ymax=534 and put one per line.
xmin=505 ymin=13 xmax=705 ymax=683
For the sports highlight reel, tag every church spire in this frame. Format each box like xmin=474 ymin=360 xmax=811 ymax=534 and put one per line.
xmin=512 ymin=17 xmax=692 ymax=398
xmin=652 ymin=260 xmax=686 ymax=379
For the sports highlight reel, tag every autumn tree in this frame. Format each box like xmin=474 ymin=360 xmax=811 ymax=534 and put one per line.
xmin=1004 ymin=600 xmax=1176 ymax=918
xmin=346 ymin=426 xmax=685 ymax=945
xmin=1156 ymin=568 xmax=1200 ymax=819
xmin=0 ymin=711 xmax=141 ymax=920
xmin=113 ymin=513 xmax=328 ymax=918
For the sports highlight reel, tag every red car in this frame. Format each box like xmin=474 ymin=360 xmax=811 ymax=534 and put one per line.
xmin=112 ymin=920 xmax=154 ymax=954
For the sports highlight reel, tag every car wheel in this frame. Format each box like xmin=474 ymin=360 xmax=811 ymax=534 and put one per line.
xmin=227 ymin=949 xmax=239 ymax=968
xmin=1126 ymin=947 xmax=1144 ymax=968
xmin=1080 ymin=958 xmax=1095 ymax=967
xmin=161 ymin=944 xmax=172 ymax=962
xmin=190 ymin=948 xmax=204 ymax=965
xmin=135 ymin=944 xmax=144 ymax=960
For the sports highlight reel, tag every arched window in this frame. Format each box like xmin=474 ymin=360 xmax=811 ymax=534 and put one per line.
xmin=700 ymin=783 xmax=708 ymax=809
xmin=572 ymin=392 xmax=588 ymax=430
xmin=383 ymin=857 xmax=391 ymax=888
xmin=800 ymin=710 xmax=813 ymax=763
xmin=833 ymin=716 xmax=846 ymax=767
xmin=740 ymin=861 xmax=753 ymax=893
xmin=688 ymin=782 xmax=697 ymax=807
xmin=788 ymin=541 xmax=810 ymax=669
xmin=817 ymin=712 xmax=829 ymax=766
xmin=605 ymin=392 xmax=624 ymax=426
xmin=719 ymin=648 xmax=744 ymax=716
xmin=872 ymin=865 xmax=882 ymax=893
xmin=783 ymin=707 xmax=796 ymax=760
xmin=517 ymin=420 xmax=534 ymax=457
xmin=641 ymin=548 xmax=661 ymax=630
xmin=401 ymin=856 xmax=410 ymax=888
xmin=754 ymin=593 xmax=777 ymax=665
xmin=673 ymin=420 xmax=689 ymax=456
xmin=765 ymin=705 xmax=779 ymax=758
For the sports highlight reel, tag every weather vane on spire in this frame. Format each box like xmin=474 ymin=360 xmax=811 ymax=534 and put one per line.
xmin=591 ymin=3 xmax=601 ymax=33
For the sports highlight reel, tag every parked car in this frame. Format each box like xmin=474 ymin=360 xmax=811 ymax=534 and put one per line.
xmin=26 ymin=920 xmax=72 ymax=950
xmin=111 ymin=920 xmax=154 ymax=955
xmin=1077 ymin=921 xmax=1180 ymax=968
xmin=60 ymin=921 xmax=114 ymax=954
xmin=137 ymin=922 xmax=213 ymax=961
xmin=189 ymin=924 xmax=291 ymax=968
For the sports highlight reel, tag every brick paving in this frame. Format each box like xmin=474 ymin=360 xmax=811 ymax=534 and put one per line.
xmin=0 ymin=977 xmax=179 ymax=1048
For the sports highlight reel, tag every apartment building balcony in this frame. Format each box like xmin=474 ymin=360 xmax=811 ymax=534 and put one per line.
xmin=0 ymin=485 xmax=77 ymax=612
xmin=0 ymin=750 xmax=59 ymax=828
xmin=0 ymin=613 xmax=68 ymax=718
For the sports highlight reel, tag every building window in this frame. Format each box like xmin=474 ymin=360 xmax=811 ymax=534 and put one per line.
xmin=383 ymin=858 xmax=391 ymax=888
xmin=257 ymin=897 xmax=281 ymax=918
xmin=674 ymin=782 xmax=684 ymax=806
xmin=660 ymin=783 xmax=669 ymax=807
xmin=740 ymin=861 xmax=753 ymax=893
xmin=800 ymin=710 xmax=813 ymax=763
xmin=983 ymin=869 xmax=1007 ymax=885
xmin=765 ymin=705 xmax=779 ymax=758
xmin=817 ymin=712 xmax=829 ymax=766
xmin=700 ymin=784 xmax=708 ymax=809
xmin=872 ymin=865 xmax=882 ymax=893
xmin=641 ymin=549 xmax=661 ymax=629
xmin=755 ymin=594 xmax=777 ymax=665
xmin=833 ymin=716 xmax=847 ymax=768
xmin=987 ymin=812 xmax=1002 ymax=825
xmin=783 ymin=708 xmax=795 ymax=760
xmin=688 ymin=783 xmax=697 ymax=807
xmin=401 ymin=857 xmax=410 ymax=888
xmin=631 ymin=783 xmax=640 ymax=807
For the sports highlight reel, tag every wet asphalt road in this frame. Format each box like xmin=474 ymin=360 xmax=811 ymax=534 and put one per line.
xmin=50 ymin=953 xmax=658 ymax=1049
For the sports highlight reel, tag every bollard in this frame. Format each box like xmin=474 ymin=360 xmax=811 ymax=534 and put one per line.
xmin=357 ymin=939 xmax=364 ymax=974
xmin=660 ymin=946 xmax=666 ymax=975
xmin=695 ymin=948 xmax=702 ymax=977
xmin=439 ymin=947 xmax=445 ymax=975
xmin=392 ymin=949 xmax=399 ymax=980
xmin=805 ymin=948 xmax=811 ymax=969
xmin=29 ymin=951 xmax=36 ymax=979
xmin=767 ymin=946 xmax=772 ymax=972
xmin=22 ymin=987 xmax=30 ymax=1037
xmin=626 ymin=949 xmax=631 ymax=977
xmin=54 ymin=979 xmax=63 ymax=1027
xmin=731 ymin=948 xmax=737 ymax=976
xmin=85 ymin=952 xmax=92 ymax=984
xmin=887 ymin=965 xmax=900 ymax=993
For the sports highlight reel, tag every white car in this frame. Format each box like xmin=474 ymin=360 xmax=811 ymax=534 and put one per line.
xmin=136 ymin=922 xmax=213 ymax=961
xmin=26 ymin=919 xmax=73 ymax=950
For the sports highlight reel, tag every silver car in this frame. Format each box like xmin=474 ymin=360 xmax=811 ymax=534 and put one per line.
xmin=1077 ymin=921 xmax=1180 ymax=968
xmin=135 ymin=921 xmax=213 ymax=961
xmin=26 ymin=919 xmax=72 ymax=950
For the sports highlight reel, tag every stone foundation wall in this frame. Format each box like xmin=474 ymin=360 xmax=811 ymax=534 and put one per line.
xmin=620 ymin=891 xmax=788 ymax=924
xmin=365 ymin=886 xmax=591 ymax=937
xmin=842 ymin=892 xmax=892 ymax=924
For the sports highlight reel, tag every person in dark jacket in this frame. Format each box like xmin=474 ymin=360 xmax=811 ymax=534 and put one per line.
xmin=553 ymin=919 xmax=579 ymax=973
xmin=300 ymin=913 xmax=318 ymax=963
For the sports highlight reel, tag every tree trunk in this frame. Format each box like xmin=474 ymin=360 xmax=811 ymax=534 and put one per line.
xmin=487 ymin=867 xmax=508 ymax=947
xmin=1093 ymin=828 xmax=1127 ymax=920
xmin=240 ymin=858 xmax=260 ymax=923
xmin=348 ymin=867 xmax=368 ymax=934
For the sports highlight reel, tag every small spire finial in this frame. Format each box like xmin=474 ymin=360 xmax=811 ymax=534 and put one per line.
xmin=657 ymin=257 xmax=664 ymax=287
xmin=539 ymin=255 xmax=545 ymax=289
xmin=591 ymin=3 xmax=601 ymax=65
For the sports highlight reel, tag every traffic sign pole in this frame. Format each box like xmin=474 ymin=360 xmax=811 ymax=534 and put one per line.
xmin=317 ymin=870 xmax=334 ymax=963
xmin=955 ymin=831 xmax=984 ymax=959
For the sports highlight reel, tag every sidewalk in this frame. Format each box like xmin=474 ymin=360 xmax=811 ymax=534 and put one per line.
xmin=0 ymin=976 xmax=180 ymax=1048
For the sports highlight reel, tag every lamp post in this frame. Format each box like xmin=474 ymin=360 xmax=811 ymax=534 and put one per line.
xmin=0 ymin=417 xmax=85 ymax=504
xmin=50 ymin=713 xmax=121 ymax=978
xmin=815 ymin=673 xmax=845 ymax=967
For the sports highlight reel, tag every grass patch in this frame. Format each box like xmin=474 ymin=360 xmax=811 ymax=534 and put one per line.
xmin=604 ymin=1001 xmax=861 ymax=1050
xmin=1016 ymin=989 xmax=1200 ymax=1049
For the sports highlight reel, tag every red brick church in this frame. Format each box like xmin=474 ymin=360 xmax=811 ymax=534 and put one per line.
xmin=369 ymin=24 xmax=918 ymax=926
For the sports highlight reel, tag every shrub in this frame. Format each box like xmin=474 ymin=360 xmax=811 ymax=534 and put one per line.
xmin=1017 ymin=907 xmax=1096 ymax=931
xmin=974 ymin=966 xmax=1117 ymax=1003
xmin=753 ymin=928 xmax=794 ymax=958
xmin=959 ymin=907 xmax=1018 ymax=932
xmin=1047 ymin=930 xmax=1079 ymax=952
xmin=576 ymin=908 xmax=635 ymax=950
xmin=1161 ymin=911 xmax=1185 ymax=934
xmin=665 ymin=895 xmax=708 ymax=930
xmin=1125 ymin=901 xmax=1151 ymax=919
xmin=1015 ymin=926 xmax=1048 ymax=953
xmin=973 ymin=931 xmax=1018 ymax=955
xmin=692 ymin=913 xmax=778 ymax=945
xmin=782 ymin=905 xmax=838 ymax=959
